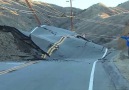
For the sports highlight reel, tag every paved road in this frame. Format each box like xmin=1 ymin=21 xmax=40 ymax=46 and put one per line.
xmin=0 ymin=50 xmax=116 ymax=90
xmin=0 ymin=25 xmax=116 ymax=90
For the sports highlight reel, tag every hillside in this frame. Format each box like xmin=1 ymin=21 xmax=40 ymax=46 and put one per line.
xmin=75 ymin=12 xmax=128 ymax=43
xmin=0 ymin=0 xmax=129 ymax=86
xmin=0 ymin=0 xmax=81 ymax=31
xmin=117 ymin=0 xmax=129 ymax=10
xmin=0 ymin=0 xmax=82 ymax=60
xmin=0 ymin=0 xmax=129 ymax=60
xmin=77 ymin=3 xmax=118 ymax=19
xmin=74 ymin=1 xmax=129 ymax=48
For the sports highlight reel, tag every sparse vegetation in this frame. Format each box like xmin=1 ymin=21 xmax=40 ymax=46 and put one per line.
xmin=0 ymin=0 xmax=129 ymax=62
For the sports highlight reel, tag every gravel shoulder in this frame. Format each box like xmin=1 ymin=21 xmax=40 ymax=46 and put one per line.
xmin=114 ymin=49 xmax=129 ymax=82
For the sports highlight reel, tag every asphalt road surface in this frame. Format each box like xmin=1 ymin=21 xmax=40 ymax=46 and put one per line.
xmin=0 ymin=54 xmax=116 ymax=90
xmin=0 ymin=25 xmax=116 ymax=90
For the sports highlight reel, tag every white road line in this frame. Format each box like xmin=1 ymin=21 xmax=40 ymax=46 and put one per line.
xmin=88 ymin=48 xmax=108 ymax=90
xmin=41 ymin=25 xmax=46 ymax=27
xmin=31 ymin=25 xmax=46 ymax=34
xmin=0 ymin=61 xmax=39 ymax=75
xmin=88 ymin=60 xmax=98 ymax=90
xmin=102 ymin=48 xmax=108 ymax=59
xmin=6 ymin=62 xmax=24 ymax=65
xmin=31 ymin=27 xmax=38 ymax=33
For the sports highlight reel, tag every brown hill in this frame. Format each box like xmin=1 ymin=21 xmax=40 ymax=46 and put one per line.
xmin=0 ymin=0 xmax=129 ymax=60
xmin=77 ymin=3 xmax=118 ymax=19
xmin=0 ymin=0 xmax=82 ymax=60
xmin=74 ymin=1 xmax=129 ymax=48
xmin=117 ymin=0 xmax=129 ymax=10
xmin=0 ymin=0 xmax=81 ymax=31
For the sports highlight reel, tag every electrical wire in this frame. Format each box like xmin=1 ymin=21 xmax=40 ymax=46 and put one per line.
xmin=11 ymin=1 xmax=55 ymax=24
xmin=10 ymin=0 xmax=67 ymax=18
xmin=33 ymin=6 xmax=126 ymax=27
xmin=0 ymin=4 xmax=53 ymax=24
xmin=0 ymin=1 xmax=127 ymax=33
xmin=1 ymin=4 xmax=125 ymax=28
xmin=9 ymin=1 xmax=69 ymax=18
xmin=3 ymin=0 xmax=73 ymax=18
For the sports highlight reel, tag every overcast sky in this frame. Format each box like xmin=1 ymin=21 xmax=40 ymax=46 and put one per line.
xmin=33 ymin=0 xmax=128 ymax=9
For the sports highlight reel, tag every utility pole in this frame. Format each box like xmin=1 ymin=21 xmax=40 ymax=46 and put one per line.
xmin=67 ymin=0 xmax=73 ymax=31
xmin=70 ymin=0 xmax=73 ymax=31
xmin=25 ymin=0 xmax=42 ymax=27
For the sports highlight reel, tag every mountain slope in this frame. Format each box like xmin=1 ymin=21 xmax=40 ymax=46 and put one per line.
xmin=74 ymin=1 xmax=129 ymax=46
xmin=0 ymin=0 xmax=129 ymax=61
xmin=0 ymin=0 xmax=82 ymax=60
xmin=117 ymin=0 xmax=129 ymax=10
xmin=0 ymin=0 xmax=82 ymax=31
xmin=77 ymin=3 xmax=118 ymax=19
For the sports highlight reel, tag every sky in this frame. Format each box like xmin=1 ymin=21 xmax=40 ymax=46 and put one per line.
xmin=33 ymin=0 xmax=128 ymax=9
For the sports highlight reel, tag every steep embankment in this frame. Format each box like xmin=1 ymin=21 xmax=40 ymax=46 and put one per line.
xmin=0 ymin=0 xmax=129 ymax=60
xmin=117 ymin=1 xmax=129 ymax=10
xmin=74 ymin=2 xmax=129 ymax=48
xmin=0 ymin=0 xmax=81 ymax=31
xmin=77 ymin=3 xmax=117 ymax=19
xmin=0 ymin=0 xmax=82 ymax=61
xmin=0 ymin=0 xmax=84 ymax=33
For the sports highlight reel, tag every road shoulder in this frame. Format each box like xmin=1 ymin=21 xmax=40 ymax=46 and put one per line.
xmin=102 ymin=50 xmax=129 ymax=90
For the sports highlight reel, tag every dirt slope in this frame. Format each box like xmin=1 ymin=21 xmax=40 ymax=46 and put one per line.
xmin=0 ymin=0 xmax=129 ymax=59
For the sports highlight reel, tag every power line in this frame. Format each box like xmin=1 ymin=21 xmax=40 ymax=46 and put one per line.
xmin=8 ymin=1 xmax=68 ymax=23
xmin=32 ymin=3 xmax=126 ymax=28
xmin=0 ymin=1 xmax=125 ymax=42
xmin=1 ymin=4 xmax=125 ymax=28
xmin=0 ymin=5 xmax=53 ymax=25
xmin=0 ymin=6 xmax=52 ymax=24
xmin=0 ymin=1 xmax=126 ymax=29
xmin=2 ymin=1 xmax=73 ymax=19
xmin=10 ymin=0 xmax=61 ymax=16
xmin=3 ymin=1 xmax=53 ymax=24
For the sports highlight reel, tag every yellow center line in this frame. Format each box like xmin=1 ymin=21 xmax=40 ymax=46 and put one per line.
xmin=49 ymin=37 xmax=67 ymax=56
xmin=47 ymin=37 xmax=64 ymax=54
xmin=0 ymin=37 xmax=67 ymax=75
xmin=42 ymin=36 xmax=67 ymax=59
xmin=0 ymin=61 xmax=39 ymax=75
xmin=42 ymin=37 xmax=64 ymax=58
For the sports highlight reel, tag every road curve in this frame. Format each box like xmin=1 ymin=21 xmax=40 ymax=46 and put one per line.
xmin=0 ymin=25 xmax=116 ymax=90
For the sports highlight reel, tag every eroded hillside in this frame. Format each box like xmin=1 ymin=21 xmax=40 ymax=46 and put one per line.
xmin=0 ymin=0 xmax=129 ymax=60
